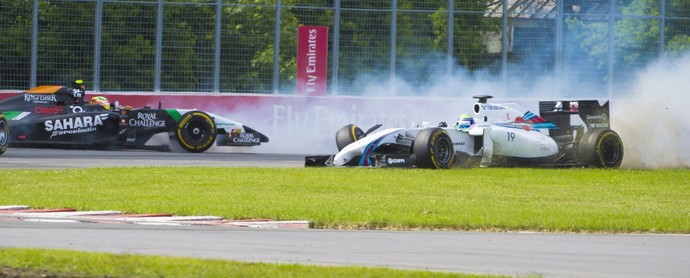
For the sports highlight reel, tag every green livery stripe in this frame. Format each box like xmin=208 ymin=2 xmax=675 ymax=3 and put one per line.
xmin=165 ymin=109 xmax=182 ymax=122
xmin=2 ymin=111 xmax=23 ymax=120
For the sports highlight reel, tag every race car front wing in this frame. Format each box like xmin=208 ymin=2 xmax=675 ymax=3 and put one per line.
xmin=305 ymin=154 xmax=416 ymax=168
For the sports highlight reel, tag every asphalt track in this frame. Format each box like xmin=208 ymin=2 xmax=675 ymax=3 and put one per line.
xmin=2 ymin=147 xmax=690 ymax=277
xmin=0 ymin=147 xmax=305 ymax=169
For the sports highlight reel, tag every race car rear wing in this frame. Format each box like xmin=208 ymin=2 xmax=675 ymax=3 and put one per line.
xmin=539 ymin=100 xmax=611 ymax=137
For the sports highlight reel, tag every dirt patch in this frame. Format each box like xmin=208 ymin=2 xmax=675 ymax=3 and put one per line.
xmin=1 ymin=266 xmax=62 ymax=278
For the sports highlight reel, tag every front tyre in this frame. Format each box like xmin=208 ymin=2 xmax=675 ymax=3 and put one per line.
xmin=413 ymin=128 xmax=455 ymax=169
xmin=175 ymin=111 xmax=217 ymax=153
xmin=335 ymin=124 xmax=364 ymax=151
xmin=577 ymin=129 xmax=624 ymax=168
xmin=0 ymin=114 xmax=8 ymax=155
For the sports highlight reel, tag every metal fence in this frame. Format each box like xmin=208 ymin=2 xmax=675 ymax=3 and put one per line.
xmin=1 ymin=0 xmax=689 ymax=96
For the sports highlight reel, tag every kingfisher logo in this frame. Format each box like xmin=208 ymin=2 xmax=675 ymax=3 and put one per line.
xmin=45 ymin=114 xmax=108 ymax=138
xmin=25 ymin=94 xmax=57 ymax=103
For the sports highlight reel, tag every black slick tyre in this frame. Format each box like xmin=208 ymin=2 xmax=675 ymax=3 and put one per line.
xmin=0 ymin=114 xmax=8 ymax=155
xmin=335 ymin=124 xmax=364 ymax=151
xmin=577 ymin=129 xmax=624 ymax=168
xmin=175 ymin=111 xmax=217 ymax=153
xmin=413 ymin=128 xmax=455 ymax=169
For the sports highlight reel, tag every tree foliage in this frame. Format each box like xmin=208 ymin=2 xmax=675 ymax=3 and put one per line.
xmin=1 ymin=0 xmax=687 ymax=92
xmin=566 ymin=0 xmax=690 ymax=80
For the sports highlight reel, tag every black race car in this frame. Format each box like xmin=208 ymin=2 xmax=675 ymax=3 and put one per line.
xmin=0 ymin=82 xmax=268 ymax=153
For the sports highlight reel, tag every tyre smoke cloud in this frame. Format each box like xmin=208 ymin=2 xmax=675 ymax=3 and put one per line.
xmin=612 ymin=54 xmax=690 ymax=169
xmin=204 ymin=49 xmax=688 ymax=169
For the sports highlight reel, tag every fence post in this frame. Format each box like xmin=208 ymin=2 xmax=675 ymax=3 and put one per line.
xmin=555 ymin=0 xmax=564 ymax=95
xmin=31 ymin=0 xmax=39 ymax=88
xmin=447 ymin=0 xmax=454 ymax=76
xmin=390 ymin=0 xmax=398 ymax=92
xmin=154 ymin=0 xmax=163 ymax=93
xmin=501 ymin=0 xmax=508 ymax=92
xmin=332 ymin=0 xmax=341 ymax=95
xmin=660 ymin=0 xmax=666 ymax=55
xmin=214 ymin=0 xmax=222 ymax=94
xmin=93 ymin=0 xmax=103 ymax=93
xmin=607 ymin=0 xmax=615 ymax=98
xmin=272 ymin=0 xmax=281 ymax=94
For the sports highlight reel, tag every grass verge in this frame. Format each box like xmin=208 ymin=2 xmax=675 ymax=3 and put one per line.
xmin=0 ymin=248 xmax=498 ymax=278
xmin=1 ymin=167 xmax=688 ymax=233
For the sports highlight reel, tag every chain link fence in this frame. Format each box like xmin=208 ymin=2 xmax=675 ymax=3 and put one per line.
xmin=1 ymin=0 xmax=689 ymax=96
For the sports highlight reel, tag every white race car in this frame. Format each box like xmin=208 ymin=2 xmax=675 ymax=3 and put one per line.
xmin=306 ymin=95 xmax=623 ymax=168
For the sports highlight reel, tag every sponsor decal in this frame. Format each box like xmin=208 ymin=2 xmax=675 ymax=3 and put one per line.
xmin=481 ymin=104 xmax=506 ymax=111
xmin=297 ymin=26 xmax=329 ymax=96
xmin=590 ymin=123 xmax=610 ymax=128
xmin=453 ymin=142 xmax=466 ymax=146
xmin=475 ymin=123 xmax=491 ymax=128
xmin=25 ymin=94 xmax=57 ymax=104
xmin=215 ymin=122 xmax=237 ymax=128
xmin=586 ymin=114 xmax=608 ymax=121
xmin=71 ymin=89 xmax=83 ymax=99
xmin=387 ymin=157 xmax=407 ymax=164
xmin=45 ymin=114 xmax=108 ymax=139
xmin=586 ymin=114 xmax=609 ymax=128
xmin=232 ymin=132 xmax=261 ymax=144
xmin=129 ymin=112 xmax=166 ymax=127
xmin=34 ymin=106 xmax=64 ymax=115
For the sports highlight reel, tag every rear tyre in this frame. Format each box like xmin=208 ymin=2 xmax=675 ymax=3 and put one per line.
xmin=0 ymin=114 xmax=8 ymax=155
xmin=577 ymin=129 xmax=624 ymax=168
xmin=335 ymin=124 xmax=364 ymax=151
xmin=413 ymin=128 xmax=455 ymax=169
xmin=175 ymin=111 xmax=217 ymax=153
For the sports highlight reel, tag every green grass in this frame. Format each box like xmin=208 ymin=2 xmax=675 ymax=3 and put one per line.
xmin=0 ymin=248 xmax=497 ymax=278
xmin=1 ymin=167 xmax=688 ymax=233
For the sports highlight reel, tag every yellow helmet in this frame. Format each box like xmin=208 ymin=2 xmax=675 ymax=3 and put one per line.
xmin=90 ymin=96 xmax=110 ymax=110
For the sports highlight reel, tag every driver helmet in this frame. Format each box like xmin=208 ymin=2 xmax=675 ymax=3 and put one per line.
xmin=90 ymin=96 xmax=110 ymax=110
xmin=456 ymin=113 xmax=474 ymax=132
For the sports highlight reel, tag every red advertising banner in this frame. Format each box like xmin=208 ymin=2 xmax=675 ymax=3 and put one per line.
xmin=296 ymin=25 xmax=329 ymax=96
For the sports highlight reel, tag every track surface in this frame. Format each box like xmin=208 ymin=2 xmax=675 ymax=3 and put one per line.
xmin=2 ymin=148 xmax=690 ymax=277
xmin=0 ymin=147 xmax=305 ymax=169
xmin=1 ymin=221 xmax=689 ymax=277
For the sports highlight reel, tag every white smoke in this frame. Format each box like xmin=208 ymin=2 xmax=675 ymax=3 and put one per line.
xmin=613 ymin=54 xmax=690 ymax=169
xmin=339 ymin=54 xmax=690 ymax=169
xmin=197 ymin=49 xmax=689 ymax=169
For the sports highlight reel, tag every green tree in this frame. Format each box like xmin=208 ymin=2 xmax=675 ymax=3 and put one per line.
xmin=566 ymin=0 xmax=690 ymax=79
xmin=100 ymin=3 xmax=157 ymax=91
xmin=0 ymin=0 xmax=33 ymax=89
xmin=36 ymin=1 xmax=96 ymax=85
